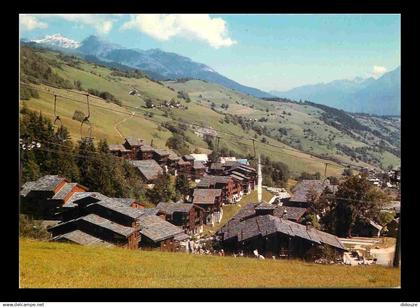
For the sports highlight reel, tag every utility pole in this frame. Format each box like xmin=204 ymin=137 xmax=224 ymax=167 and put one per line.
xmin=393 ymin=212 xmax=401 ymax=268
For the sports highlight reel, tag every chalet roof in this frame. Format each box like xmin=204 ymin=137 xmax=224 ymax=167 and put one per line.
xmin=200 ymin=175 xmax=231 ymax=186
xmin=109 ymin=144 xmax=130 ymax=152
xmin=153 ymin=148 xmax=171 ymax=157
xmin=273 ymin=206 xmax=307 ymax=221
xmin=52 ymin=229 xmax=115 ymax=247
xmin=183 ymin=154 xmax=195 ymax=161
xmin=130 ymin=160 xmax=163 ymax=181
xmin=230 ymin=171 xmax=251 ymax=180
xmin=81 ymin=214 xmax=136 ymax=237
xmin=190 ymin=154 xmax=208 ymax=162
xmin=255 ymin=202 xmax=276 ymax=210
xmin=109 ymin=198 xmax=135 ymax=207
xmin=193 ymin=160 xmax=206 ymax=170
xmin=125 ymin=137 xmax=143 ymax=147
xmin=289 ymin=180 xmax=334 ymax=203
xmin=210 ymin=162 xmax=224 ymax=170
xmin=177 ymin=159 xmax=191 ymax=166
xmin=174 ymin=232 xmax=190 ymax=241
xmin=138 ymin=215 xmax=184 ymax=242
xmin=63 ymin=192 xmax=108 ymax=208
xmin=20 ymin=181 xmax=37 ymax=197
xmin=230 ymin=174 xmax=245 ymax=182
xmin=156 ymin=202 xmax=194 ymax=215
xmin=219 ymin=214 xmax=345 ymax=250
xmin=90 ymin=199 xmax=144 ymax=219
xmin=193 ymin=189 xmax=222 ymax=204
xmin=52 ymin=183 xmax=78 ymax=200
xmin=237 ymin=159 xmax=249 ymax=165
xmin=139 ymin=144 xmax=154 ymax=152
xmin=23 ymin=175 xmax=67 ymax=192
xmin=50 ymin=214 xmax=136 ymax=237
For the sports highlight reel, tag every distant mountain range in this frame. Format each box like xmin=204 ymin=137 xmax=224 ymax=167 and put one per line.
xmin=26 ymin=34 xmax=275 ymax=99
xmin=270 ymin=67 xmax=401 ymax=116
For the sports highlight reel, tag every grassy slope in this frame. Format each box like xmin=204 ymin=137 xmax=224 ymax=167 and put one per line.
xmin=165 ymin=80 xmax=400 ymax=169
xmin=22 ymin=48 xmax=384 ymax=176
xmin=20 ymin=238 xmax=400 ymax=288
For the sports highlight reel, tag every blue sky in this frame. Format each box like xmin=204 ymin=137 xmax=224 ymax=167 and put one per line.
xmin=20 ymin=14 xmax=400 ymax=91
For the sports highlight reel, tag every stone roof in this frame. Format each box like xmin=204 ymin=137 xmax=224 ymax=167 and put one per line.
xmin=273 ymin=206 xmax=307 ymax=221
xmin=50 ymin=214 xmax=136 ymax=237
xmin=197 ymin=175 xmax=231 ymax=188
xmin=193 ymin=160 xmax=206 ymax=170
xmin=156 ymin=202 xmax=194 ymax=215
xmin=255 ymin=202 xmax=277 ymax=210
xmin=89 ymin=199 xmax=145 ymax=219
xmin=109 ymin=198 xmax=136 ymax=207
xmin=289 ymin=180 xmax=335 ymax=203
xmin=109 ymin=144 xmax=131 ymax=152
xmin=52 ymin=229 xmax=115 ymax=247
xmin=139 ymin=144 xmax=154 ymax=152
xmin=193 ymin=189 xmax=222 ymax=204
xmin=22 ymin=175 xmax=67 ymax=193
xmin=125 ymin=137 xmax=143 ymax=147
xmin=219 ymin=214 xmax=345 ymax=250
xmin=130 ymin=160 xmax=163 ymax=182
xmin=210 ymin=162 xmax=224 ymax=170
xmin=63 ymin=192 xmax=108 ymax=208
xmin=138 ymin=215 xmax=184 ymax=243
xmin=190 ymin=154 xmax=208 ymax=162
xmin=153 ymin=148 xmax=171 ymax=157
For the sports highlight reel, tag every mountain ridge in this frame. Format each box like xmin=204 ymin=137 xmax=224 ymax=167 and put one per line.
xmin=270 ymin=67 xmax=400 ymax=116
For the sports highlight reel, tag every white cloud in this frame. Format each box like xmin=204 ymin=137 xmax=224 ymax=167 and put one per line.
xmin=371 ymin=65 xmax=387 ymax=78
xmin=52 ymin=14 xmax=114 ymax=34
xmin=121 ymin=14 xmax=237 ymax=48
xmin=20 ymin=15 xmax=48 ymax=31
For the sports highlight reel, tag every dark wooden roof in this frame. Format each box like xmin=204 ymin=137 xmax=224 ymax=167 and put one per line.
xmin=193 ymin=160 xmax=206 ymax=170
xmin=193 ymin=189 xmax=222 ymax=204
xmin=197 ymin=175 xmax=230 ymax=188
xmin=138 ymin=215 xmax=184 ymax=242
xmin=125 ymin=137 xmax=143 ymax=147
xmin=289 ymin=180 xmax=335 ymax=203
xmin=23 ymin=175 xmax=67 ymax=192
xmin=89 ymin=199 xmax=145 ymax=219
xmin=219 ymin=214 xmax=345 ymax=250
xmin=129 ymin=160 xmax=163 ymax=181
xmin=52 ymin=229 xmax=115 ymax=246
xmin=156 ymin=202 xmax=194 ymax=215
xmin=273 ymin=206 xmax=307 ymax=221
xmin=139 ymin=144 xmax=154 ymax=152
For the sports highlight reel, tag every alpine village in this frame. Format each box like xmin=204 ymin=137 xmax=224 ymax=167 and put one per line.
xmin=19 ymin=28 xmax=401 ymax=288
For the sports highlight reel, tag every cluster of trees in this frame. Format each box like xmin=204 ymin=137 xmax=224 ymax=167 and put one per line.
xmin=110 ymin=69 xmax=145 ymax=79
xmin=20 ymin=107 xmax=146 ymax=202
xmin=305 ymin=174 xmax=390 ymax=237
xmin=87 ymin=88 xmax=122 ymax=106
xmin=20 ymin=46 xmax=74 ymax=89
xmin=146 ymin=173 xmax=191 ymax=204
xmin=248 ymin=155 xmax=290 ymax=188
xmin=177 ymin=90 xmax=191 ymax=102
xmin=161 ymin=122 xmax=191 ymax=156
xmin=220 ymin=103 xmax=229 ymax=110
xmin=20 ymin=87 xmax=39 ymax=100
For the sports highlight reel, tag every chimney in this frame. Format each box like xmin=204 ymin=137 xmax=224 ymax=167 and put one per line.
xmin=306 ymin=222 xmax=312 ymax=231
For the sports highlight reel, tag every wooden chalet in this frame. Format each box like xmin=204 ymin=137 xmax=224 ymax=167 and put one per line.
xmin=49 ymin=213 xmax=140 ymax=249
xmin=129 ymin=159 xmax=164 ymax=184
xmin=192 ymin=160 xmax=206 ymax=179
xmin=156 ymin=202 xmax=204 ymax=234
xmin=287 ymin=179 xmax=337 ymax=208
xmin=137 ymin=215 xmax=188 ymax=252
xmin=223 ymin=164 xmax=257 ymax=194
xmin=138 ymin=144 xmax=155 ymax=160
xmin=196 ymin=175 xmax=242 ymax=203
xmin=217 ymin=202 xmax=346 ymax=260
xmin=177 ymin=157 xmax=193 ymax=178
xmin=123 ymin=137 xmax=144 ymax=159
xmin=20 ymin=175 xmax=88 ymax=219
xmin=192 ymin=188 xmax=223 ymax=226
xmin=109 ymin=144 xmax=132 ymax=159
xmin=209 ymin=162 xmax=225 ymax=175
xmin=152 ymin=148 xmax=171 ymax=166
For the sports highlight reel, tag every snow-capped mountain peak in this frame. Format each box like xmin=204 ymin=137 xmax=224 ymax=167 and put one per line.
xmin=32 ymin=34 xmax=80 ymax=49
